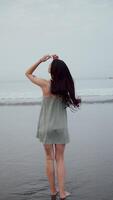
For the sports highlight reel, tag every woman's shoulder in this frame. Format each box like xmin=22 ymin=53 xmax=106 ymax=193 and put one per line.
xmin=42 ymin=79 xmax=52 ymax=96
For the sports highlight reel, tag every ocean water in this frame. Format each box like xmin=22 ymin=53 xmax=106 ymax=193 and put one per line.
xmin=0 ymin=78 xmax=113 ymax=105
xmin=0 ymin=78 xmax=113 ymax=200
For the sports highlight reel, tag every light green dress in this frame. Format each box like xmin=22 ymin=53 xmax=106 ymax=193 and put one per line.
xmin=36 ymin=95 xmax=70 ymax=144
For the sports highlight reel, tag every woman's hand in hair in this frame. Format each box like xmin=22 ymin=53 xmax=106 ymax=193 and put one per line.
xmin=51 ymin=54 xmax=59 ymax=60
xmin=40 ymin=54 xmax=51 ymax=62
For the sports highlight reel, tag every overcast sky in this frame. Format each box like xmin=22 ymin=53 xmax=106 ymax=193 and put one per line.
xmin=0 ymin=0 xmax=113 ymax=81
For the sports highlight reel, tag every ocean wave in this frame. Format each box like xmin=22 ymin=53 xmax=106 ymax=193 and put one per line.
xmin=0 ymin=88 xmax=113 ymax=105
xmin=0 ymin=96 xmax=113 ymax=106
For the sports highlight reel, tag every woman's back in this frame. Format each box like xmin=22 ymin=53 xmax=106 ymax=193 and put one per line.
xmin=36 ymin=84 xmax=70 ymax=144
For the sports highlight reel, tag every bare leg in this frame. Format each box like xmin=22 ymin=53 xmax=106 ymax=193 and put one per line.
xmin=55 ymin=144 xmax=70 ymax=198
xmin=43 ymin=144 xmax=57 ymax=194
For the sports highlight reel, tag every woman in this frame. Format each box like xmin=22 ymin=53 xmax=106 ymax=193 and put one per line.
xmin=25 ymin=54 xmax=81 ymax=200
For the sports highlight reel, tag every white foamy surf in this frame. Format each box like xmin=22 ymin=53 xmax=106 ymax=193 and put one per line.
xmin=0 ymin=79 xmax=113 ymax=105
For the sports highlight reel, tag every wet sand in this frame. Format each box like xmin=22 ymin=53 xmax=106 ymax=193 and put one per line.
xmin=0 ymin=103 xmax=113 ymax=200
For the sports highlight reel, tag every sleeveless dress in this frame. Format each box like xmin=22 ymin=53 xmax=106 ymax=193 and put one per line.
xmin=36 ymin=85 xmax=70 ymax=144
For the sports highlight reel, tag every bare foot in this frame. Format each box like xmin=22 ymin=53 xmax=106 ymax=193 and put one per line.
xmin=60 ymin=191 xmax=71 ymax=199
xmin=51 ymin=188 xmax=59 ymax=195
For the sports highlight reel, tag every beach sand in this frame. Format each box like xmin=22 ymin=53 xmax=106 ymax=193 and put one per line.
xmin=0 ymin=103 xmax=113 ymax=200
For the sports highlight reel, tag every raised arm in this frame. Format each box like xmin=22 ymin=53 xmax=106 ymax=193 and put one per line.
xmin=25 ymin=54 xmax=51 ymax=88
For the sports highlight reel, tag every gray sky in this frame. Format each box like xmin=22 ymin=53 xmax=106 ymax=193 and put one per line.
xmin=0 ymin=0 xmax=113 ymax=81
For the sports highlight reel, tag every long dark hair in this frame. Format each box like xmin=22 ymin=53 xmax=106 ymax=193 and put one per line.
xmin=50 ymin=59 xmax=82 ymax=112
